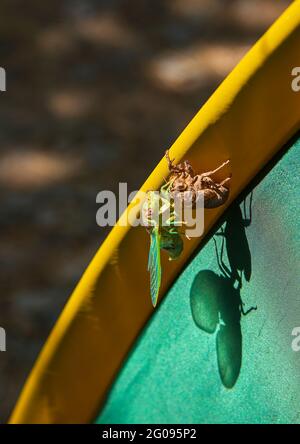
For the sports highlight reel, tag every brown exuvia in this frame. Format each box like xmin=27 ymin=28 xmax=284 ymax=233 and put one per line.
xmin=165 ymin=150 xmax=231 ymax=209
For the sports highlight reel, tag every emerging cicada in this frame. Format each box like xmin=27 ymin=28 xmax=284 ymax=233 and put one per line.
xmin=143 ymin=151 xmax=231 ymax=307
xmin=142 ymin=188 xmax=183 ymax=307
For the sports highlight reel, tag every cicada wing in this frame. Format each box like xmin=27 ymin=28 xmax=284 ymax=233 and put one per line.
xmin=148 ymin=228 xmax=161 ymax=307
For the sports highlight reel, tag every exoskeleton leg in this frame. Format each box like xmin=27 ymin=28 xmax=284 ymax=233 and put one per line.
xmin=220 ymin=176 xmax=231 ymax=187
xmin=200 ymin=159 xmax=230 ymax=179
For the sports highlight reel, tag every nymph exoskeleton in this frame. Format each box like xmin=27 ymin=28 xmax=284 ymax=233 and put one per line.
xmin=165 ymin=150 xmax=231 ymax=209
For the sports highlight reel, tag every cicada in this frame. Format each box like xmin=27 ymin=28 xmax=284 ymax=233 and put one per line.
xmin=143 ymin=151 xmax=231 ymax=307
xmin=142 ymin=188 xmax=183 ymax=307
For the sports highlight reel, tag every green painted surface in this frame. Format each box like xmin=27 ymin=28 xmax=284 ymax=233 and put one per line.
xmin=97 ymin=136 xmax=300 ymax=424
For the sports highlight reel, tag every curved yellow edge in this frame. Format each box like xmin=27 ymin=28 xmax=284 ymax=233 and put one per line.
xmin=10 ymin=1 xmax=300 ymax=423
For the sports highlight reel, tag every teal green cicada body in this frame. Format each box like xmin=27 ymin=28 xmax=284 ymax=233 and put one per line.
xmin=143 ymin=190 xmax=184 ymax=307
xmin=160 ymin=228 xmax=183 ymax=261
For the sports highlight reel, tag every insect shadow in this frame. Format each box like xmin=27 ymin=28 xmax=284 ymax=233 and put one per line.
xmin=190 ymin=193 xmax=257 ymax=388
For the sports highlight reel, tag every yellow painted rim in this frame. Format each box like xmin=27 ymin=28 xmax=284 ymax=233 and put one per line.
xmin=10 ymin=1 xmax=300 ymax=424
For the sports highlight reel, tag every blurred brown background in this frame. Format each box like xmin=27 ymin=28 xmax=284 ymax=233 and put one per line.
xmin=0 ymin=0 xmax=292 ymax=422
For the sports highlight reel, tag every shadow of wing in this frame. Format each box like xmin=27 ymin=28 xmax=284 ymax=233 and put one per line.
xmin=190 ymin=270 xmax=221 ymax=334
xmin=216 ymin=323 xmax=242 ymax=389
